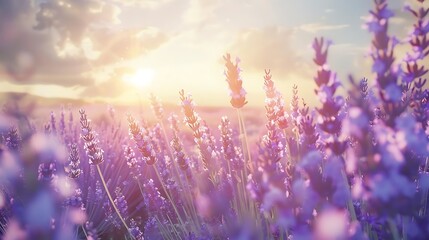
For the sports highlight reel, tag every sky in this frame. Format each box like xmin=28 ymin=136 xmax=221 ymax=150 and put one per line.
xmin=0 ymin=0 xmax=423 ymax=106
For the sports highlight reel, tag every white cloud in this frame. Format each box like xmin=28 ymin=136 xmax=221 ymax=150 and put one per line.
xmin=183 ymin=0 xmax=219 ymax=25
xmin=298 ymin=23 xmax=349 ymax=33
xmin=113 ymin=0 xmax=174 ymax=9
xmin=227 ymin=26 xmax=313 ymax=80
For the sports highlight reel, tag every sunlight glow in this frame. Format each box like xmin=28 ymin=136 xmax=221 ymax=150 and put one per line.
xmin=122 ymin=68 xmax=155 ymax=88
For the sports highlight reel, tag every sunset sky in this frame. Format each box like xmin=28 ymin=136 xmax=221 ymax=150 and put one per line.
xmin=0 ymin=0 xmax=422 ymax=106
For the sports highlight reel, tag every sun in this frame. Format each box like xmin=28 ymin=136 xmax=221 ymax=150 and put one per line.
xmin=122 ymin=68 xmax=155 ymax=88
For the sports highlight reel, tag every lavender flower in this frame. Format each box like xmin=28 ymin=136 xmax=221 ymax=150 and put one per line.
xmin=114 ymin=187 xmax=128 ymax=220
xmin=50 ymin=111 xmax=57 ymax=135
xmin=264 ymin=69 xmax=289 ymax=130
xmin=4 ymin=126 xmax=20 ymax=151
xmin=68 ymin=107 xmax=74 ymax=133
xmin=79 ymin=109 xmax=104 ymax=165
xmin=291 ymin=84 xmax=300 ymax=120
xmin=298 ymin=101 xmax=319 ymax=153
xmin=366 ymin=0 xmax=407 ymax=126
xmin=127 ymin=115 xmax=157 ymax=165
xmin=404 ymin=0 xmax=429 ymax=129
xmin=65 ymin=143 xmax=82 ymax=179
xmin=150 ymin=93 xmax=164 ymax=121
xmin=402 ymin=1 xmax=429 ymax=81
xmin=179 ymin=90 xmax=214 ymax=171
xmin=219 ymin=116 xmax=243 ymax=171
xmin=123 ymin=145 xmax=142 ymax=179
xmin=259 ymin=70 xmax=286 ymax=172
xmin=59 ymin=107 xmax=66 ymax=138
xmin=312 ymin=37 xmax=346 ymax=155
xmin=38 ymin=162 xmax=56 ymax=183
xmin=223 ymin=53 xmax=248 ymax=108
xmin=85 ymin=221 xmax=99 ymax=239
xmin=143 ymin=178 xmax=169 ymax=215
xmin=168 ymin=114 xmax=181 ymax=134
xmin=64 ymin=188 xmax=84 ymax=208
xmin=152 ymin=123 xmax=169 ymax=156
xmin=129 ymin=218 xmax=144 ymax=240
xmin=170 ymin=129 xmax=190 ymax=172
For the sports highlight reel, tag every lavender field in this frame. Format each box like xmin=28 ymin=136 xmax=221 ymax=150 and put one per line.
xmin=1 ymin=0 xmax=429 ymax=239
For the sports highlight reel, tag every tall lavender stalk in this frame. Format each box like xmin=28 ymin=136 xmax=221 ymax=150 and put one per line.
xmin=261 ymin=69 xmax=286 ymax=172
xmin=403 ymin=0 xmax=429 ymax=129
xmin=223 ymin=53 xmax=253 ymax=173
xmin=169 ymin=114 xmax=191 ymax=176
xmin=312 ymin=37 xmax=355 ymax=218
xmin=366 ymin=0 xmax=407 ymax=126
xmin=79 ymin=109 xmax=131 ymax=235
xmin=127 ymin=113 xmax=188 ymax=237
xmin=179 ymin=89 xmax=214 ymax=173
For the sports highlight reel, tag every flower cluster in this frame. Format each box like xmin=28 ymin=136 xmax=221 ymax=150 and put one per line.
xmin=218 ymin=116 xmax=243 ymax=171
xmin=79 ymin=109 xmax=104 ymax=165
xmin=313 ymin=37 xmax=346 ymax=155
xmin=223 ymin=53 xmax=248 ymax=109
xmin=3 ymin=126 xmax=21 ymax=151
xmin=128 ymin=115 xmax=157 ymax=165
xmin=259 ymin=69 xmax=286 ymax=172
xmin=66 ymin=143 xmax=82 ymax=179
xmin=179 ymin=89 xmax=214 ymax=171
xmin=169 ymin=115 xmax=190 ymax=173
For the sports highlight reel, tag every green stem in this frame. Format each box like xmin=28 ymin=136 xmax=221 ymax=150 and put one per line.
xmin=388 ymin=218 xmax=400 ymax=240
xmin=160 ymin=121 xmax=175 ymax=162
xmin=341 ymin=170 xmax=357 ymax=221
xmin=96 ymin=165 xmax=131 ymax=237
xmin=81 ymin=225 xmax=88 ymax=239
xmin=283 ymin=129 xmax=291 ymax=163
xmin=402 ymin=216 xmax=407 ymax=240
xmin=421 ymin=157 xmax=429 ymax=216
xmin=237 ymin=109 xmax=252 ymax=172
xmin=153 ymin=166 xmax=187 ymax=236
xmin=136 ymin=178 xmax=145 ymax=199
xmin=294 ymin=129 xmax=300 ymax=161
xmin=161 ymin=122 xmax=200 ymax=227
xmin=160 ymin=121 xmax=196 ymax=223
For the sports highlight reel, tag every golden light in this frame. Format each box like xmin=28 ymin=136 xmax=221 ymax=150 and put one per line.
xmin=122 ymin=68 xmax=155 ymax=88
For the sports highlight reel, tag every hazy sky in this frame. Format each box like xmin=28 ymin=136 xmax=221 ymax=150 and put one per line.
xmin=0 ymin=0 xmax=422 ymax=106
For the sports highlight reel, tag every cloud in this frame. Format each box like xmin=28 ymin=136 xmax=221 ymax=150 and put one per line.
xmin=183 ymin=0 xmax=219 ymax=26
xmin=0 ymin=0 xmax=116 ymax=83
xmin=80 ymin=71 xmax=129 ymax=98
xmin=298 ymin=23 xmax=349 ymax=33
xmin=330 ymin=44 xmax=366 ymax=56
xmin=34 ymin=0 xmax=121 ymax=45
xmin=0 ymin=0 xmax=94 ymax=85
xmin=113 ymin=0 xmax=174 ymax=9
xmin=389 ymin=8 xmax=418 ymax=37
xmin=227 ymin=26 xmax=312 ymax=80
xmin=0 ymin=0 xmax=169 ymax=92
xmin=90 ymin=27 xmax=169 ymax=65
xmin=390 ymin=17 xmax=407 ymax=25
